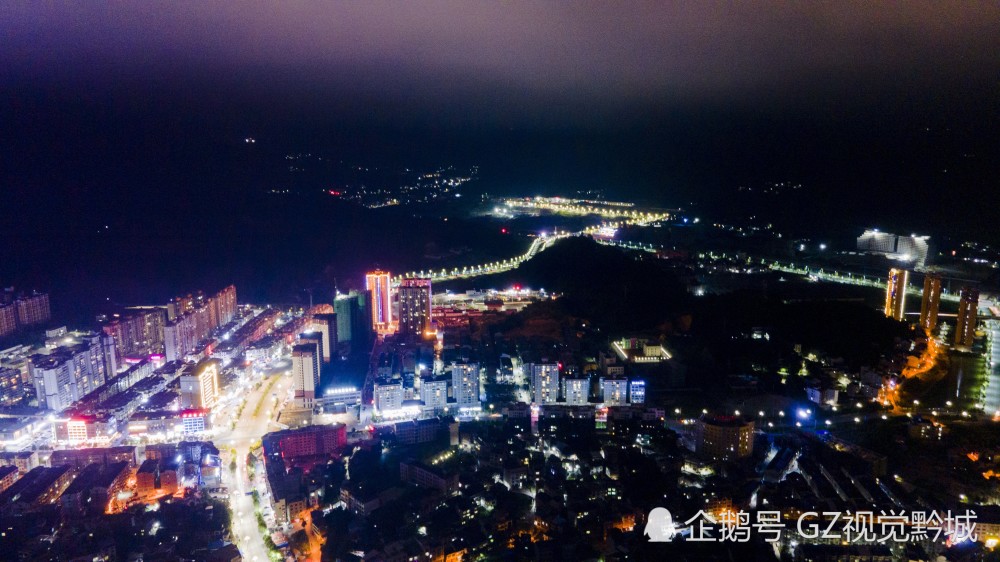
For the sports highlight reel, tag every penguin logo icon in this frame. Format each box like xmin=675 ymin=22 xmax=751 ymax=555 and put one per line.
xmin=645 ymin=507 xmax=676 ymax=542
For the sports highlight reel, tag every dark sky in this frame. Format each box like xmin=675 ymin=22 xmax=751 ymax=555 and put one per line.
xmin=6 ymin=3 xmax=999 ymax=125
xmin=3 ymin=2 xmax=1000 ymax=232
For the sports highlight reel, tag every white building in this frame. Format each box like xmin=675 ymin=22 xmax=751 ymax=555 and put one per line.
xmin=291 ymin=343 xmax=319 ymax=409
xmin=310 ymin=314 xmax=337 ymax=362
xmin=29 ymin=335 xmax=110 ymax=412
xmin=857 ymin=229 xmax=931 ymax=269
xmin=179 ymin=359 xmax=220 ymax=410
xmin=420 ymin=377 xmax=449 ymax=410
xmin=562 ymin=377 xmax=589 ymax=405
xmin=601 ymin=378 xmax=628 ymax=406
xmin=528 ymin=363 xmax=560 ymax=405
xmin=806 ymin=386 xmax=839 ymax=407
xmin=374 ymin=382 xmax=404 ymax=414
xmin=451 ymin=363 xmax=480 ymax=407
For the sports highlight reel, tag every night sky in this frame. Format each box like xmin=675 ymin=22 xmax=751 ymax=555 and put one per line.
xmin=2 ymin=3 xmax=1000 ymax=306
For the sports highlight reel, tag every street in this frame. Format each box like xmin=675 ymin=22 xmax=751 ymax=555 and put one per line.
xmin=215 ymin=371 xmax=292 ymax=562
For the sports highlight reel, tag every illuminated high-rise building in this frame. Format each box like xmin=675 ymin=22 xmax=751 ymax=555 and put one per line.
xmin=0 ymin=303 xmax=15 ymax=338
xmin=102 ymin=307 xmax=167 ymax=364
xmin=954 ymin=286 xmax=980 ymax=348
xmin=919 ymin=273 xmax=942 ymax=333
xmin=312 ymin=313 xmax=337 ymax=362
xmin=180 ymin=359 xmax=220 ymax=410
xmin=291 ymin=343 xmax=319 ymax=409
xmin=214 ymin=285 xmax=238 ymax=326
xmin=397 ymin=278 xmax=432 ymax=337
xmin=884 ymin=268 xmax=908 ymax=321
xmin=365 ymin=271 xmax=393 ymax=334
xmin=15 ymin=292 xmax=50 ymax=327
xmin=29 ymin=335 xmax=110 ymax=412
xmin=335 ymin=290 xmax=373 ymax=350
xmin=451 ymin=363 xmax=481 ymax=407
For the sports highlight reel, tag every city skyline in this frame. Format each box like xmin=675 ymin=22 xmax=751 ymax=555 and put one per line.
xmin=3 ymin=4 xmax=1000 ymax=561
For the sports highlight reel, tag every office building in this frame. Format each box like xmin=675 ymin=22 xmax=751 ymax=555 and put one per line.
xmin=528 ymin=363 xmax=559 ymax=405
xmin=601 ymin=378 xmax=628 ymax=406
xmin=291 ymin=343 xmax=319 ymax=410
xmin=955 ymin=286 xmax=980 ymax=348
xmin=884 ymin=268 xmax=908 ymax=321
xmin=365 ymin=270 xmax=393 ymax=334
xmin=694 ymin=414 xmax=755 ymax=461
xmin=451 ymin=362 xmax=481 ymax=407
xmin=562 ymin=377 xmax=589 ymax=405
xmin=397 ymin=278 xmax=432 ymax=337
xmin=919 ymin=273 xmax=942 ymax=333
xmin=179 ymin=358 xmax=220 ymax=409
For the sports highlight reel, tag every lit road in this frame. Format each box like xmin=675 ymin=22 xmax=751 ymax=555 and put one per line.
xmin=767 ymin=261 xmax=963 ymax=302
xmin=395 ymin=231 xmax=569 ymax=284
xmin=984 ymin=310 xmax=1000 ymax=415
xmin=216 ymin=371 xmax=292 ymax=562
xmin=394 ymin=198 xmax=671 ymax=285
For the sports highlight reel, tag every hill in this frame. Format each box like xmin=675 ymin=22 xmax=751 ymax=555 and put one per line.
xmin=441 ymin=236 xmax=689 ymax=333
